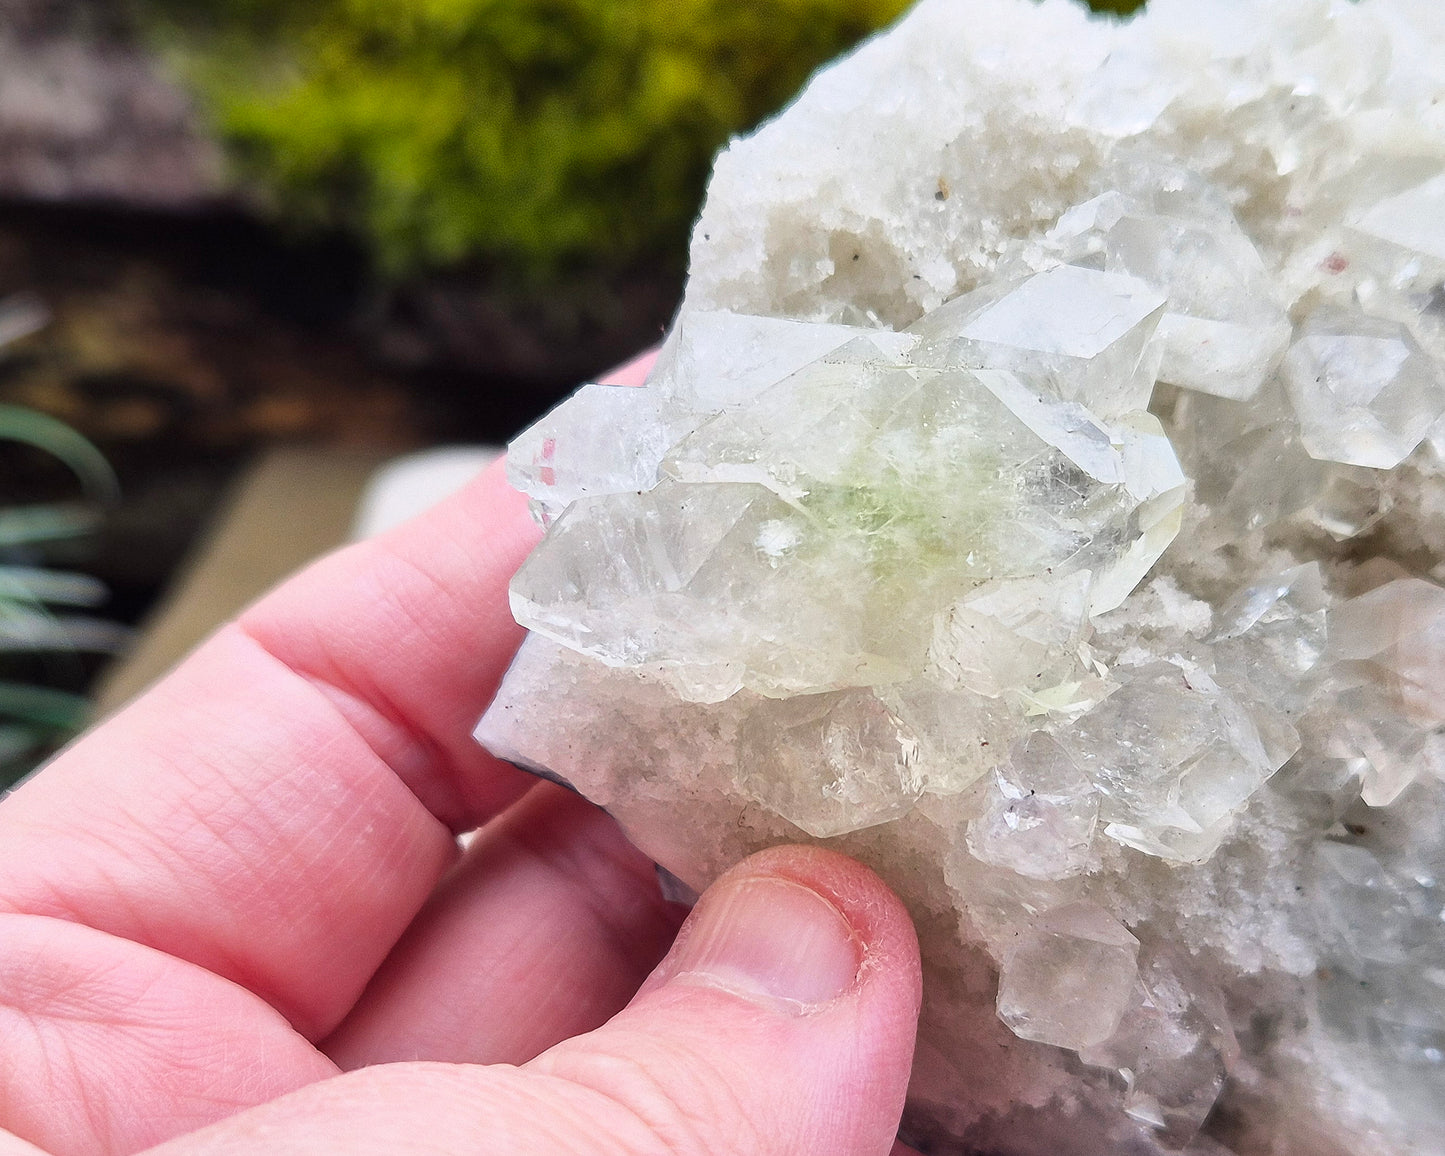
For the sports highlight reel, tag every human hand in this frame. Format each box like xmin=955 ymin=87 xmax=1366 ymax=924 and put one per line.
xmin=0 ymin=355 xmax=923 ymax=1156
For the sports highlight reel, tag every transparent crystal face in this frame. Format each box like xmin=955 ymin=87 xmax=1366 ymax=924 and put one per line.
xmin=478 ymin=2 xmax=1445 ymax=1153
xmin=996 ymin=901 xmax=1141 ymax=1050
xmin=511 ymin=331 xmax=1184 ymax=701
xmin=1282 ymin=310 xmax=1445 ymax=469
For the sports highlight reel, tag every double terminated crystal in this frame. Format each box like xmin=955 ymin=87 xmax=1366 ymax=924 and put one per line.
xmin=480 ymin=2 xmax=1445 ymax=1154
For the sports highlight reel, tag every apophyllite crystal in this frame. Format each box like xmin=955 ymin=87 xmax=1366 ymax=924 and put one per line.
xmin=476 ymin=1 xmax=1445 ymax=1152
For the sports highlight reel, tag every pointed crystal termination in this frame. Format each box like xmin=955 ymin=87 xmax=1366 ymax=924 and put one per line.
xmin=1050 ymin=185 xmax=1291 ymax=401
xmin=508 ymin=384 xmax=682 ymax=524
xmin=656 ymin=309 xmax=916 ymax=412
xmin=1059 ymin=661 xmax=1291 ymax=863
xmin=1280 ymin=308 xmax=1445 ymax=470
xmin=511 ymin=330 xmax=1183 ymax=700
xmin=1347 ymin=173 xmax=1445 ymax=292
xmin=966 ymin=733 xmax=1099 ymax=880
xmin=906 ymin=264 xmax=1166 ymax=418
xmin=1078 ymin=946 xmax=1239 ymax=1148
xmin=1329 ymin=578 xmax=1445 ymax=729
xmin=996 ymin=901 xmax=1140 ymax=1050
xmin=510 ymin=312 xmax=915 ymax=526
xmin=735 ymin=689 xmax=925 ymax=837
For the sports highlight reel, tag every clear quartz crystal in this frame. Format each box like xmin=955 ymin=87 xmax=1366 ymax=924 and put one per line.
xmin=1050 ymin=182 xmax=1292 ymax=401
xmin=906 ymin=265 xmax=1166 ymax=417
xmin=1281 ymin=308 xmax=1445 ymax=469
xmin=966 ymin=733 xmax=1099 ymax=879
xmin=735 ymin=689 xmax=925 ymax=837
xmin=512 ymin=332 xmax=1184 ymax=701
xmin=478 ymin=2 xmax=1445 ymax=1153
xmin=996 ymin=901 xmax=1141 ymax=1050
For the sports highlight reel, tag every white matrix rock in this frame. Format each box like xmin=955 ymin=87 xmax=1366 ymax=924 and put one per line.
xmin=478 ymin=1 xmax=1445 ymax=1152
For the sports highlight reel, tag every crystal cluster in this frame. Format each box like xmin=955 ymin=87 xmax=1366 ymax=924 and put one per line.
xmin=477 ymin=1 xmax=1445 ymax=1153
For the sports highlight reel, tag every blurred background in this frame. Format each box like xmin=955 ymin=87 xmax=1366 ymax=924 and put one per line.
xmin=0 ymin=0 xmax=1143 ymax=786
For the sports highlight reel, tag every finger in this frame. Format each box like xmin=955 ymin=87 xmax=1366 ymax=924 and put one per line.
xmin=0 ymin=456 xmax=539 ymax=1039
xmin=0 ymin=1129 xmax=51 ymax=1156
xmin=323 ymin=783 xmax=685 ymax=1069
xmin=0 ymin=913 xmax=336 ymax=1156
xmin=143 ymin=847 xmax=922 ymax=1156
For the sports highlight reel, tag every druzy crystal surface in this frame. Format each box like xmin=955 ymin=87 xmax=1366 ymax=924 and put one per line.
xmin=477 ymin=1 xmax=1445 ymax=1152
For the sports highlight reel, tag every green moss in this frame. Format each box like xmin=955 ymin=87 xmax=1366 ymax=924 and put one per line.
xmin=144 ymin=0 xmax=914 ymax=279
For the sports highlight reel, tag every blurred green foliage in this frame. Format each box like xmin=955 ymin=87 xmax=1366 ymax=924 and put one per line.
xmin=145 ymin=0 xmax=914 ymax=280
xmin=0 ymin=296 xmax=128 ymax=787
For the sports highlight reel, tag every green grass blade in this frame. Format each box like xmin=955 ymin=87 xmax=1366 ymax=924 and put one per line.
xmin=0 ymin=682 xmax=90 ymax=731
xmin=0 ymin=404 xmax=120 ymax=505
xmin=0 ymin=503 xmax=103 ymax=548
xmin=0 ymin=609 xmax=133 ymax=654
xmin=0 ymin=566 xmax=109 ymax=607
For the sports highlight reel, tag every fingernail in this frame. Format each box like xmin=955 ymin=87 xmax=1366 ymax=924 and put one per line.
xmin=666 ymin=874 xmax=862 ymax=1008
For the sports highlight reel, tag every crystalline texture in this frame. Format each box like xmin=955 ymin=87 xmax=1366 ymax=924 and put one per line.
xmin=1348 ymin=173 xmax=1445 ymax=287
xmin=508 ymin=384 xmax=679 ymax=523
xmin=479 ymin=2 xmax=1445 ymax=1153
xmin=1050 ymin=184 xmax=1292 ymax=401
xmin=735 ymin=689 xmax=924 ymax=837
xmin=966 ymin=733 xmax=1099 ymax=879
xmin=907 ymin=265 xmax=1166 ymax=417
xmin=996 ymin=901 xmax=1140 ymax=1050
xmin=1058 ymin=661 xmax=1289 ymax=863
xmin=1281 ymin=309 xmax=1445 ymax=469
xmin=512 ymin=333 xmax=1183 ymax=700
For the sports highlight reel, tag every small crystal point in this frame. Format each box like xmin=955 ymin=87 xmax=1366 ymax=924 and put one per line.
xmin=735 ymin=689 xmax=925 ymax=837
xmin=508 ymin=384 xmax=680 ymax=523
xmin=1051 ymin=185 xmax=1291 ymax=401
xmin=967 ymin=733 xmax=1099 ymax=880
xmin=1282 ymin=308 xmax=1445 ymax=469
xmin=997 ymin=901 xmax=1140 ymax=1050
xmin=909 ymin=264 xmax=1166 ymax=418
xmin=1349 ymin=173 xmax=1445 ymax=272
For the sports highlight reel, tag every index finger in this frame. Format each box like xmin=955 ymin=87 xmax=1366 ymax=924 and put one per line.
xmin=0 ymin=451 xmax=540 ymax=1040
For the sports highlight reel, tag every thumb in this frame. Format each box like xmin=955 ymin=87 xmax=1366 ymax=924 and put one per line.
xmin=150 ymin=846 xmax=922 ymax=1156
xmin=528 ymin=844 xmax=924 ymax=1155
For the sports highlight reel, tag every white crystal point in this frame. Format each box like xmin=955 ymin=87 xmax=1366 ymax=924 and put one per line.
xmin=1348 ymin=172 xmax=1445 ymax=281
xmin=881 ymin=678 xmax=1018 ymax=795
xmin=1210 ymin=562 xmax=1329 ymax=682
xmin=929 ymin=570 xmax=1096 ymax=705
xmin=996 ymin=901 xmax=1140 ymax=1050
xmin=735 ymin=689 xmax=924 ymax=837
xmin=508 ymin=384 xmax=680 ymax=523
xmin=1281 ymin=308 xmax=1445 ymax=470
xmin=966 ymin=733 xmax=1099 ymax=880
xmin=907 ymin=265 xmax=1166 ymax=418
xmin=1060 ymin=661 xmax=1286 ymax=863
xmin=1079 ymin=947 xmax=1238 ymax=1148
xmin=656 ymin=308 xmax=914 ymax=412
xmin=1330 ymin=578 xmax=1445 ymax=729
xmin=1051 ymin=187 xmax=1290 ymax=401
